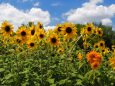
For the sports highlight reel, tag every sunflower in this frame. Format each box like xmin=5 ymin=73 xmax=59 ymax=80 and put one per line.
xmin=91 ymin=61 xmax=100 ymax=69
xmin=37 ymin=29 xmax=45 ymax=40
xmin=96 ymin=28 xmax=103 ymax=37
xmin=16 ymin=26 xmax=30 ymax=43
xmin=1 ymin=21 xmax=13 ymax=36
xmin=77 ymin=52 xmax=83 ymax=61
xmin=16 ymin=26 xmax=30 ymax=38
xmin=36 ymin=22 xmax=43 ymax=29
xmin=85 ymin=23 xmax=95 ymax=35
xmin=94 ymin=43 xmax=99 ymax=48
xmin=98 ymin=40 xmax=105 ymax=49
xmin=48 ymin=33 xmax=60 ymax=46
xmin=15 ymin=36 xmax=23 ymax=45
xmin=109 ymin=57 xmax=115 ymax=70
xmin=86 ymin=51 xmax=102 ymax=64
xmin=29 ymin=25 xmax=36 ymax=36
xmin=54 ymin=24 xmax=63 ymax=34
xmin=27 ymin=39 xmax=36 ymax=48
xmin=61 ymin=22 xmax=77 ymax=38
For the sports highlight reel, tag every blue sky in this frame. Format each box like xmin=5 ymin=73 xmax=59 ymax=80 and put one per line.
xmin=0 ymin=0 xmax=115 ymax=30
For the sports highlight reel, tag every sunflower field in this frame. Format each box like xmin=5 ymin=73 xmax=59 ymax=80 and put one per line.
xmin=0 ymin=21 xmax=115 ymax=86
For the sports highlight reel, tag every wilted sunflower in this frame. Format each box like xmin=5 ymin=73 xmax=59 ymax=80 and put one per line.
xmin=85 ymin=23 xmax=95 ymax=34
xmin=37 ymin=29 xmax=45 ymax=40
xmin=48 ymin=33 xmax=60 ymax=46
xmin=61 ymin=22 xmax=77 ymax=38
xmin=1 ymin=21 xmax=13 ymax=36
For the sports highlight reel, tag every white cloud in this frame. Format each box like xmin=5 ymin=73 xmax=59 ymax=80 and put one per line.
xmin=44 ymin=26 xmax=55 ymax=30
xmin=101 ymin=18 xmax=112 ymax=26
xmin=33 ymin=2 xmax=40 ymax=7
xmin=63 ymin=0 xmax=115 ymax=26
xmin=0 ymin=3 xmax=51 ymax=31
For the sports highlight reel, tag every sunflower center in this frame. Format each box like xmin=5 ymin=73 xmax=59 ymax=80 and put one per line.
xmin=58 ymin=27 xmax=61 ymax=32
xmin=30 ymin=43 xmax=34 ymax=47
xmin=21 ymin=31 xmax=26 ymax=36
xmin=51 ymin=38 xmax=56 ymax=43
xmin=87 ymin=27 xmax=91 ymax=31
xmin=66 ymin=27 xmax=72 ymax=33
xmin=5 ymin=26 xmax=10 ymax=32
xmin=98 ymin=31 xmax=101 ymax=34
xmin=31 ymin=30 xmax=35 ymax=35
xmin=40 ymin=34 xmax=44 ymax=38
xmin=95 ymin=45 xmax=98 ymax=48
xmin=100 ymin=43 xmax=103 ymax=46
xmin=16 ymin=39 xmax=21 ymax=43
xmin=40 ymin=24 xmax=43 ymax=28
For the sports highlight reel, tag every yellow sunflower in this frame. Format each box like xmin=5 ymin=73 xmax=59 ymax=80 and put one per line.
xmin=48 ymin=33 xmax=60 ymax=46
xmin=27 ymin=39 xmax=36 ymax=48
xmin=15 ymin=36 xmax=23 ymax=45
xmin=54 ymin=24 xmax=63 ymax=34
xmin=98 ymin=40 xmax=105 ymax=49
xmin=85 ymin=23 xmax=95 ymax=35
xmin=29 ymin=25 xmax=36 ymax=36
xmin=37 ymin=29 xmax=45 ymax=40
xmin=94 ymin=43 xmax=99 ymax=48
xmin=109 ymin=57 xmax=115 ymax=70
xmin=1 ymin=21 xmax=14 ymax=36
xmin=61 ymin=22 xmax=77 ymax=38
xmin=96 ymin=28 xmax=103 ymax=37
xmin=16 ymin=26 xmax=30 ymax=43
xmin=36 ymin=22 xmax=43 ymax=29
xmin=77 ymin=52 xmax=83 ymax=61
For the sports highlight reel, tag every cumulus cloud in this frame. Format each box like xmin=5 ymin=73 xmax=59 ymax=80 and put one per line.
xmin=63 ymin=0 xmax=115 ymax=26
xmin=0 ymin=3 xmax=51 ymax=31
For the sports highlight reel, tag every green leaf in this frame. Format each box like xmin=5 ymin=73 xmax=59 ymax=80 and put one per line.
xmin=0 ymin=68 xmax=5 ymax=72
xmin=76 ymin=79 xmax=82 ymax=85
xmin=47 ymin=78 xmax=55 ymax=84
xmin=5 ymin=73 xmax=14 ymax=80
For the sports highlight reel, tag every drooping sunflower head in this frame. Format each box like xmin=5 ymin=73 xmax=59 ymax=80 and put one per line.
xmin=48 ymin=33 xmax=60 ymax=46
xmin=61 ymin=22 xmax=77 ymax=38
xmin=1 ymin=21 xmax=14 ymax=36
